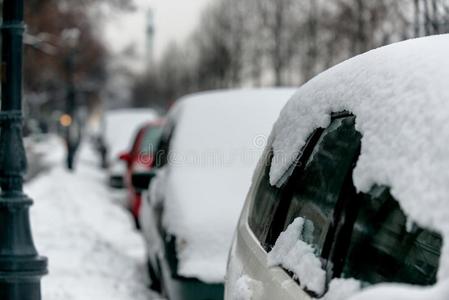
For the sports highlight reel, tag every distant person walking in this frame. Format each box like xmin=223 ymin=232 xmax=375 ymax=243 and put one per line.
xmin=62 ymin=114 xmax=81 ymax=171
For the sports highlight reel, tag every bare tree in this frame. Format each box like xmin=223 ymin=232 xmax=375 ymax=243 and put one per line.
xmin=411 ymin=0 xmax=449 ymax=37
xmin=254 ymin=0 xmax=304 ymax=86
xmin=132 ymin=0 xmax=449 ymax=108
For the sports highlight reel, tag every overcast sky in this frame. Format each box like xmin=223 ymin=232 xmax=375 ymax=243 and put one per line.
xmin=102 ymin=0 xmax=213 ymax=69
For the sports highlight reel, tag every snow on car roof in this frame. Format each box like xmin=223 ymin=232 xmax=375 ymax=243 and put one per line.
xmin=269 ymin=34 xmax=449 ymax=281
xmin=161 ymin=89 xmax=295 ymax=283
xmin=103 ymin=109 xmax=158 ymax=161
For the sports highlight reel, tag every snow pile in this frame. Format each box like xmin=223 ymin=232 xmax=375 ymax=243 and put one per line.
xmin=232 ymin=276 xmax=254 ymax=300
xmin=323 ymin=278 xmax=361 ymax=300
xmin=267 ymin=218 xmax=326 ymax=295
xmin=225 ymin=241 xmax=249 ymax=300
xmin=25 ymin=134 xmax=66 ymax=168
xmin=269 ymin=35 xmax=449 ymax=284
xmin=27 ymin=142 xmax=161 ymax=300
xmin=347 ymin=280 xmax=449 ymax=300
xmin=109 ymin=158 xmax=127 ymax=176
xmin=154 ymin=89 xmax=294 ymax=283
xmin=103 ymin=109 xmax=158 ymax=161
xmin=148 ymin=167 xmax=168 ymax=207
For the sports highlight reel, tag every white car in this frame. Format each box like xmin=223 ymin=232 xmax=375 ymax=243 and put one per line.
xmin=139 ymin=89 xmax=295 ymax=300
xmin=225 ymin=35 xmax=449 ymax=300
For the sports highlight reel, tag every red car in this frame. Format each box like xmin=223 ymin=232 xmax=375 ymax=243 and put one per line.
xmin=119 ymin=120 xmax=163 ymax=226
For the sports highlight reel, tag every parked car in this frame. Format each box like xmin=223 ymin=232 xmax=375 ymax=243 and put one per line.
xmin=99 ymin=109 xmax=158 ymax=188
xmin=119 ymin=120 xmax=164 ymax=225
xmin=225 ymin=35 xmax=449 ymax=300
xmin=138 ymin=89 xmax=295 ymax=300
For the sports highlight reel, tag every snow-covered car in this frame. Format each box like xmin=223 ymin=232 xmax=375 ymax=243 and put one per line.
xmin=100 ymin=109 xmax=158 ymax=188
xmin=225 ymin=35 xmax=449 ymax=300
xmin=119 ymin=120 xmax=164 ymax=225
xmin=139 ymin=89 xmax=295 ymax=300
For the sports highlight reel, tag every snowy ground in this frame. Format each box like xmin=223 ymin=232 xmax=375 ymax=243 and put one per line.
xmin=25 ymin=136 xmax=163 ymax=300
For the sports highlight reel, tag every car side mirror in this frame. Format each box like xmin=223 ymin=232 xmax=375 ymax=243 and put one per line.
xmin=118 ymin=152 xmax=131 ymax=162
xmin=131 ymin=170 xmax=157 ymax=192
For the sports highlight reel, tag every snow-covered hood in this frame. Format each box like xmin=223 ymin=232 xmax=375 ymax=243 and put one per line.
xmin=269 ymin=34 xmax=449 ymax=280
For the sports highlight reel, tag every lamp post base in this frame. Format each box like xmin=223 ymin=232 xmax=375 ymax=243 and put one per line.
xmin=0 ymin=192 xmax=48 ymax=300
xmin=0 ymin=279 xmax=45 ymax=300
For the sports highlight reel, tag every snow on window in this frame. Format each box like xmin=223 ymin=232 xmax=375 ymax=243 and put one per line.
xmin=322 ymin=278 xmax=361 ymax=300
xmin=346 ymin=279 xmax=449 ymax=300
xmin=268 ymin=35 xmax=449 ymax=279
xmin=267 ymin=217 xmax=326 ymax=295
xmin=148 ymin=166 xmax=167 ymax=207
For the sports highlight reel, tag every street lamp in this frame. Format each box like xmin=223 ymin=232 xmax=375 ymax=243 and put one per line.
xmin=0 ymin=0 xmax=48 ymax=299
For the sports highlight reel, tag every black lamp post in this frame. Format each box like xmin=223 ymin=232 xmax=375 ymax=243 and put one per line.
xmin=0 ymin=0 xmax=48 ymax=299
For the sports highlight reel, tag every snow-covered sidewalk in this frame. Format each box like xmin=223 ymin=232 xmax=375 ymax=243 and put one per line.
xmin=26 ymin=137 xmax=162 ymax=300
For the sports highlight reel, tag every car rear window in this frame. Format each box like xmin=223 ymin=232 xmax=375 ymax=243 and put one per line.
xmin=248 ymin=113 xmax=443 ymax=294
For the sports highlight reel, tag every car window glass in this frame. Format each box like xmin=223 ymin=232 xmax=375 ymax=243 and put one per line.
xmin=248 ymin=152 xmax=283 ymax=248
xmin=270 ymin=116 xmax=361 ymax=255
xmin=341 ymin=186 xmax=442 ymax=286
xmin=140 ymin=126 xmax=163 ymax=154
xmin=248 ymin=113 xmax=442 ymax=295
xmin=248 ymin=129 xmax=323 ymax=250
xmin=155 ymin=125 xmax=175 ymax=168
